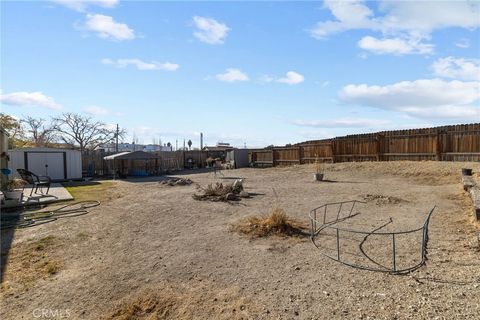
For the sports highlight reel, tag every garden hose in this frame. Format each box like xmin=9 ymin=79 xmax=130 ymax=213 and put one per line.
xmin=1 ymin=200 xmax=100 ymax=230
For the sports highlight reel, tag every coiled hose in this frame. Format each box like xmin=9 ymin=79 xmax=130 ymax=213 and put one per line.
xmin=1 ymin=201 xmax=100 ymax=230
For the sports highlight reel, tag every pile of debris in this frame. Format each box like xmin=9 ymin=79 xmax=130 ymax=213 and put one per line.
xmin=160 ymin=177 xmax=193 ymax=186
xmin=363 ymin=194 xmax=407 ymax=205
xmin=193 ymin=179 xmax=249 ymax=202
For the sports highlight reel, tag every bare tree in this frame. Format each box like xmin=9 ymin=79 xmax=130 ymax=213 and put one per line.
xmin=21 ymin=116 xmax=55 ymax=147
xmin=52 ymin=113 xmax=125 ymax=151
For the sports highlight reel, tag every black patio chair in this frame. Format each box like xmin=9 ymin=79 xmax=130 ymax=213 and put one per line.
xmin=16 ymin=169 xmax=52 ymax=196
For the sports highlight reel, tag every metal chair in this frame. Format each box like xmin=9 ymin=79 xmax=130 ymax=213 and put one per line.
xmin=16 ymin=169 xmax=52 ymax=196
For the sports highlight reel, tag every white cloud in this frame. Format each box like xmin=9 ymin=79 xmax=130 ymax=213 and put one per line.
xmin=339 ymin=79 xmax=480 ymax=119
xmin=0 ymin=91 xmax=63 ymax=110
xmin=310 ymin=0 xmax=376 ymax=39
xmin=192 ymin=16 xmax=230 ymax=44
xmin=455 ymin=38 xmax=471 ymax=49
xmin=52 ymin=0 xmax=118 ymax=12
xmin=101 ymin=58 xmax=179 ymax=71
xmin=358 ymin=36 xmax=434 ymax=55
xmin=431 ymin=57 xmax=480 ymax=81
xmin=378 ymin=1 xmax=480 ymax=36
xmin=292 ymin=118 xmax=390 ymax=128
xmin=83 ymin=14 xmax=135 ymax=41
xmin=258 ymin=72 xmax=305 ymax=85
xmin=215 ymin=68 xmax=249 ymax=82
xmin=277 ymin=71 xmax=305 ymax=85
xmin=258 ymin=74 xmax=275 ymax=84
xmin=310 ymin=1 xmax=480 ymax=56
xmin=311 ymin=0 xmax=480 ymax=39
xmin=84 ymin=105 xmax=109 ymax=116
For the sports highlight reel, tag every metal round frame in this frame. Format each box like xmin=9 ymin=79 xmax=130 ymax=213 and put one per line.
xmin=309 ymin=200 xmax=435 ymax=274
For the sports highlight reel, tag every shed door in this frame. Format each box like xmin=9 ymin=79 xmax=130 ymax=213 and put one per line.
xmin=27 ymin=152 xmax=66 ymax=180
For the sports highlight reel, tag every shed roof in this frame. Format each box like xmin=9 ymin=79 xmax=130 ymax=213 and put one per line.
xmin=103 ymin=151 xmax=158 ymax=160
xmin=9 ymin=147 xmax=81 ymax=153
xmin=203 ymin=146 xmax=235 ymax=152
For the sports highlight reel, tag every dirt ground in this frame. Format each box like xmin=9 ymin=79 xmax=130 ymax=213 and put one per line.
xmin=1 ymin=161 xmax=479 ymax=319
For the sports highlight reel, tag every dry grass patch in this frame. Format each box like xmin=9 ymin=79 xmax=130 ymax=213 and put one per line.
xmin=231 ymin=207 xmax=307 ymax=238
xmin=104 ymin=282 xmax=260 ymax=320
xmin=326 ymin=161 xmax=474 ymax=185
xmin=1 ymin=235 xmax=62 ymax=296
xmin=64 ymin=181 xmax=121 ymax=202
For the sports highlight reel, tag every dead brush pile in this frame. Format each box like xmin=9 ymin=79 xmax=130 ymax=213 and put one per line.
xmin=192 ymin=180 xmax=247 ymax=202
xmin=160 ymin=177 xmax=193 ymax=186
xmin=231 ymin=207 xmax=307 ymax=238
xmin=363 ymin=194 xmax=407 ymax=205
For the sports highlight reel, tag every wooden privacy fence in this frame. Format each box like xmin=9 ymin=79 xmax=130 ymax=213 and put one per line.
xmin=250 ymin=123 xmax=480 ymax=166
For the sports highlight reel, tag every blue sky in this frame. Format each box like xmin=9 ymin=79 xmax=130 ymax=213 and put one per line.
xmin=1 ymin=0 xmax=479 ymax=148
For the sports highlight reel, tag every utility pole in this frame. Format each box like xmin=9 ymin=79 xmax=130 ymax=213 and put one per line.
xmin=183 ymin=139 xmax=185 ymax=150
xmin=115 ymin=124 xmax=119 ymax=153
xmin=176 ymin=139 xmax=178 ymax=151
xmin=200 ymin=132 xmax=203 ymax=150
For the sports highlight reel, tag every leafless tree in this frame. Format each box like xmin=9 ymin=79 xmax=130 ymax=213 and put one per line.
xmin=21 ymin=116 xmax=55 ymax=147
xmin=51 ymin=113 xmax=125 ymax=151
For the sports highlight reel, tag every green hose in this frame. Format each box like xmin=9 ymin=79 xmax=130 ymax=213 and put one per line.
xmin=1 ymin=201 xmax=100 ymax=230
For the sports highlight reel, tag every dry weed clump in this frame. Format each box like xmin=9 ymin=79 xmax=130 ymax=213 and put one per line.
xmin=232 ymin=207 xmax=307 ymax=238
xmin=105 ymin=282 xmax=259 ymax=320
xmin=192 ymin=180 xmax=247 ymax=202
xmin=1 ymin=235 xmax=62 ymax=296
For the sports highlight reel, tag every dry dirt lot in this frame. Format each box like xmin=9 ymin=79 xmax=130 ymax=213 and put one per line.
xmin=1 ymin=161 xmax=479 ymax=319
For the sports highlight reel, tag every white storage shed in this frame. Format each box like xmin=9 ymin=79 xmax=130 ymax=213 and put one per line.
xmin=226 ymin=149 xmax=250 ymax=168
xmin=8 ymin=148 xmax=82 ymax=181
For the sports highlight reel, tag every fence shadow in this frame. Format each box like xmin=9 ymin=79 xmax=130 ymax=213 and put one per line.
xmin=0 ymin=218 xmax=18 ymax=283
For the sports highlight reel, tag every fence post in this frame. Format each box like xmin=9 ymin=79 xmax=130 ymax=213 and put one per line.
xmin=336 ymin=229 xmax=340 ymax=260
xmin=376 ymin=134 xmax=382 ymax=161
xmin=392 ymin=233 xmax=396 ymax=272
xmin=330 ymin=141 xmax=335 ymax=163
xmin=436 ymin=131 xmax=442 ymax=161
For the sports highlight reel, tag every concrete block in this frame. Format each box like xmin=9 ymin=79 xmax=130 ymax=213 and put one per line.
xmin=470 ymin=187 xmax=480 ymax=221
xmin=462 ymin=175 xmax=476 ymax=191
